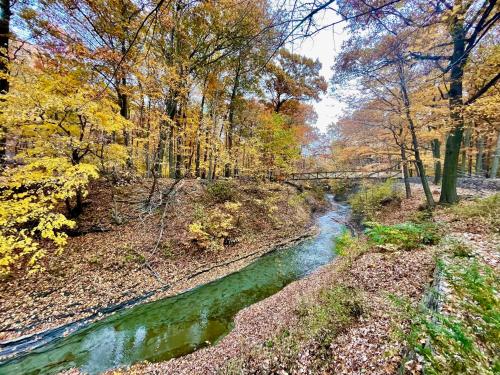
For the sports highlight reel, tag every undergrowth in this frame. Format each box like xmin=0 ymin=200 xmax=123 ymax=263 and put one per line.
xmin=449 ymin=193 xmax=500 ymax=233
xmin=365 ymin=221 xmax=441 ymax=251
xmin=188 ymin=202 xmax=241 ymax=251
xmin=349 ymin=180 xmax=402 ymax=221
xmin=222 ymin=284 xmax=364 ymax=374
xmin=206 ymin=180 xmax=237 ymax=203
xmin=404 ymin=258 xmax=499 ymax=374
xmin=334 ymin=230 xmax=367 ymax=257
xmin=265 ymin=285 xmax=364 ymax=372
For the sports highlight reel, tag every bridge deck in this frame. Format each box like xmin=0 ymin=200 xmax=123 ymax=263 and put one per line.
xmin=288 ymin=171 xmax=400 ymax=181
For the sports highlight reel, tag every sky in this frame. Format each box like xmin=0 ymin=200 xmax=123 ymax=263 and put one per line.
xmin=289 ymin=12 xmax=349 ymax=133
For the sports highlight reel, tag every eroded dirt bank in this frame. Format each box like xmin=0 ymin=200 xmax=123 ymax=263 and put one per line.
xmin=0 ymin=179 xmax=325 ymax=345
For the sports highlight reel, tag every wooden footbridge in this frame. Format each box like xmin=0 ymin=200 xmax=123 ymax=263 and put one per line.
xmin=286 ymin=170 xmax=400 ymax=181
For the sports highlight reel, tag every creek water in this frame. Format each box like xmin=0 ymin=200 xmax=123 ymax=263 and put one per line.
xmin=0 ymin=198 xmax=350 ymax=375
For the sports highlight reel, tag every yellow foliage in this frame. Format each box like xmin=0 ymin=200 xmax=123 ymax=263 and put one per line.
xmin=188 ymin=205 xmax=237 ymax=251
xmin=0 ymin=63 xmax=129 ymax=276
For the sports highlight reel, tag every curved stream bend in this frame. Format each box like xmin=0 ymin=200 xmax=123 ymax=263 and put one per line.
xmin=0 ymin=197 xmax=350 ymax=375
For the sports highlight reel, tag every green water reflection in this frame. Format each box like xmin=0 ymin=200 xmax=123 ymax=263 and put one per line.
xmin=0 ymin=200 xmax=349 ymax=375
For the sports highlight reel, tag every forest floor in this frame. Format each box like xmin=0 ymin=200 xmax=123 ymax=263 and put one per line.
xmin=0 ymin=178 xmax=326 ymax=345
xmin=124 ymin=183 xmax=498 ymax=375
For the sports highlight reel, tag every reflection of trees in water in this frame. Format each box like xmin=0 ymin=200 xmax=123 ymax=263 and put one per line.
xmin=5 ymin=203 xmax=350 ymax=375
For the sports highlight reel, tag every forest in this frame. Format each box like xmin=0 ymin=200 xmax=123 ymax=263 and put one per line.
xmin=0 ymin=0 xmax=499 ymax=374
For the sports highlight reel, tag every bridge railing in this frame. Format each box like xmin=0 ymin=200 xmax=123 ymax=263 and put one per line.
xmin=288 ymin=170 xmax=401 ymax=180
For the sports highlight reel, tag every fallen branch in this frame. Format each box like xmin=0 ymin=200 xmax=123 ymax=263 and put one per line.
xmin=0 ymin=284 xmax=170 ymax=360
xmin=144 ymin=178 xmax=186 ymax=286
xmin=186 ymin=228 xmax=317 ymax=281
xmin=67 ymin=224 xmax=112 ymax=237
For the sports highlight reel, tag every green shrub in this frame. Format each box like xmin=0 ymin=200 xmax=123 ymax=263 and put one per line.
xmin=333 ymin=230 xmax=366 ymax=257
xmin=206 ymin=180 xmax=236 ymax=203
xmin=446 ymin=238 xmax=473 ymax=258
xmin=365 ymin=221 xmax=440 ymax=250
xmin=349 ymin=180 xmax=402 ymax=221
xmin=450 ymin=193 xmax=500 ymax=233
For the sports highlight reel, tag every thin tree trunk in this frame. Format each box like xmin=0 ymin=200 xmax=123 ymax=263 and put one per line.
xmin=225 ymin=58 xmax=241 ymax=177
xmin=168 ymin=123 xmax=175 ymax=178
xmin=195 ymin=88 xmax=206 ymax=178
xmin=475 ymin=135 xmax=485 ymax=175
xmin=431 ymin=139 xmax=441 ymax=184
xmin=401 ymin=144 xmax=411 ymax=198
xmin=490 ymin=130 xmax=500 ymax=178
xmin=397 ymin=59 xmax=434 ymax=207
xmin=175 ymin=134 xmax=183 ymax=179
xmin=212 ymin=152 xmax=218 ymax=180
xmin=460 ymin=127 xmax=471 ymax=174
xmin=202 ymin=126 xmax=209 ymax=179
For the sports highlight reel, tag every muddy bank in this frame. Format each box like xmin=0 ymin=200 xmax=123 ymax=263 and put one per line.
xmin=0 ymin=179 xmax=325 ymax=346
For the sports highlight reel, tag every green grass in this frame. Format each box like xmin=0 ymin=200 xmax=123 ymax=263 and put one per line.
xmin=406 ymin=258 xmax=499 ymax=374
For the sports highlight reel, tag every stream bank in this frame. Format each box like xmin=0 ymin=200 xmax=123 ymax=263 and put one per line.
xmin=1 ymin=180 xmax=326 ymax=349
xmin=0 ymin=196 xmax=350 ymax=374
xmin=132 ymin=184 xmax=497 ymax=375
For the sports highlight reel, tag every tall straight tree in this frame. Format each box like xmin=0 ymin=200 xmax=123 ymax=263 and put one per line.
xmin=0 ymin=0 xmax=10 ymax=165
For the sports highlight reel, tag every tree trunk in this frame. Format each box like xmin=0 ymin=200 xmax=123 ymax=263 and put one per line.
xmin=440 ymin=13 xmax=466 ymax=204
xmin=397 ymin=59 xmax=434 ymax=207
xmin=431 ymin=139 xmax=441 ymax=184
xmin=168 ymin=123 xmax=175 ymax=178
xmin=0 ymin=0 xmax=10 ymax=166
xmin=489 ymin=130 xmax=500 ymax=178
xmin=475 ymin=135 xmax=484 ymax=175
xmin=401 ymin=144 xmax=411 ymax=198
xmin=175 ymin=135 xmax=183 ymax=179
xmin=156 ymin=124 xmax=167 ymax=177
xmin=202 ymin=126 xmax=209 ymax=179
xmin=213 ymin=159 xmax=217 ymax=180
xmin=118 ymin=79 xmax=130 ymax=145
xmin=195 ymin=89 xmax=205 ymax=178
xmin=225 ymin=58 xmax=241 ymax=178
xmin=460 ymin=127 xmax=471 ymax=174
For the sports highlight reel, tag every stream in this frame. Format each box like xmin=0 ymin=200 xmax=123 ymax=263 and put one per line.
xmin=0 ymin=197 xmax=350 ymax=375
